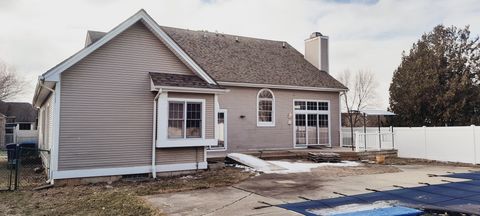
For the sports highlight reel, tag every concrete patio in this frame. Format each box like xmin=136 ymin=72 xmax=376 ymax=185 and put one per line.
xmin=145 ymin=163 xmax=477 ymax=216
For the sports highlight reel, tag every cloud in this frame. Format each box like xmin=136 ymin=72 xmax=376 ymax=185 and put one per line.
xmin=1 ymin=0 xmax=480 ymax=109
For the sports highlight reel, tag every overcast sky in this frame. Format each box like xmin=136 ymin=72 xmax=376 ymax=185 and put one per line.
xmin=1 ymin=0 xmax=480 ymax=108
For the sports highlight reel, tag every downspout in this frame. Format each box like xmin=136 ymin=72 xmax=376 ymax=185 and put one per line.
xmin=152 ymin=90 xmax=162 ymax=179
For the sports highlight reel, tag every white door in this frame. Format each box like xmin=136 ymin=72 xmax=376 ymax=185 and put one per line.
xmin=294 ymin=100 xmax=331 ymax=148
xmin=209 ymin=110 xmax=227 ymax=151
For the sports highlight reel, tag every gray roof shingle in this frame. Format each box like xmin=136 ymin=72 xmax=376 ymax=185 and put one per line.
xmin=0 ymin=101 xmax=37 ymax=122
xmin=160 ymin=27 xmax=346 ymax=89
xmin=149 ymin=72 xmax=225 ymax=89
xmin=86 ymin=24 xmax=347 ymax=89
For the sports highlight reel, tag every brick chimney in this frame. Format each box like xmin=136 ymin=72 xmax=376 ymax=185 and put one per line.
xmin=304 ymin=32 xmax=329 ymax=73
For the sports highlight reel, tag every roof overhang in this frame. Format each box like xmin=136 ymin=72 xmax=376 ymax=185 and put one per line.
xmin=32 ymin=77 xmax=56 ymax=108
xmin=217 ymin=81 xmax=347 ymax=92
xmin=152 ymin=86 xmax=230 ymax=94
xmin=40 ymin=9 xmax=216 ymax=85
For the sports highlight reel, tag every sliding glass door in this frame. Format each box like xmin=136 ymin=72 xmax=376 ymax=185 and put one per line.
xmin=294 ymin=100 xmax=330 ymax=148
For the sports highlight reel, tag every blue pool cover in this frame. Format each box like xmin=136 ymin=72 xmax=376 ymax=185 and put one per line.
xmin=331 ymin=206 xmax=423 ymax=216
xmin=278 ymin=172 xmax=480 ymax=215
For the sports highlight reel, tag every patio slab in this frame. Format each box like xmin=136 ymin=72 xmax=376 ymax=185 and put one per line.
xmin=145 ymin=164 xmax=478 ymax=216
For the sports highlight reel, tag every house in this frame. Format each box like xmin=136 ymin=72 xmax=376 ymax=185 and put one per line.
xmin=32 ymin=10 xmax=347 ymax=182
xmin=0 ymin=100 xmax=38 ymax=146
xmin=341 ymin=113 xmax=389 ymax=127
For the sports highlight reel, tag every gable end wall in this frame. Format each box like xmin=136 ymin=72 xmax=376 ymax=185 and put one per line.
xmin=58 ymin=22 xmax=203 ymax=171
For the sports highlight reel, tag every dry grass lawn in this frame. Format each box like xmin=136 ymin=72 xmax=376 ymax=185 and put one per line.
xmin=0 ymin=167 xmax=253 ymax=216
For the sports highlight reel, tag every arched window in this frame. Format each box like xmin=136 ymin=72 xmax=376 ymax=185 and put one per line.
xmin=257 ymin=89 xmax=275 ymax=126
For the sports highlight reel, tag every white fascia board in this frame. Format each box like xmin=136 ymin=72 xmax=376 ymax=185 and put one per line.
xmin=218 ymin=81 xmax=347 ymax=92
xmin=32 ymin=78 xmax=42 ymax=106
xmin=140 ymin=13 xmax=216 ymax=85
xmin=42 ymin=9 xmax=216 ymax=85
xmin=53 ymin=162 xmax=208 ymax=180
xmin=154 ymin=86 xmax=229 ymax=94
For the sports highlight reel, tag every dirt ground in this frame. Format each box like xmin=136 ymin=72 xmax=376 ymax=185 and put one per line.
xmin=2 ymin=157 xmax=477 ymax=216
xmin=385 ymin=157 xmax=480 ymax=167
xmin=0 ymin=167 xmax=252 ymax=216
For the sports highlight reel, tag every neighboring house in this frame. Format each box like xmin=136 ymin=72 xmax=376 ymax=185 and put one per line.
xmin=341 ymin=113 xmax=389 ymax=127
xmin=0 ymin=100 xmax=38 ymax=146
xmin=32 ymin=10 xmax=347 ymax=182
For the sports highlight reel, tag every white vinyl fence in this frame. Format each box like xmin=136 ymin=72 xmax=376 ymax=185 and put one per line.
xmin=16 ymin=129 xmax=38 ymax=144
xmin=395 ymin=126 xmax=480 ymax=164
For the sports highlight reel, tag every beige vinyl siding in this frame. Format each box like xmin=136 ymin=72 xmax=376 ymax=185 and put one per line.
xmin=58 ymin=22 xmax=201 ymax=171
xmin=38 ymin=94 xmax=54 ymax=170
xmin=38 ymin=94 xmax=54 ymax=150
xmin=156 ymin=147 xmax=204 ymax=164
xmin=217 ymin=86 xmax=341 ymax=152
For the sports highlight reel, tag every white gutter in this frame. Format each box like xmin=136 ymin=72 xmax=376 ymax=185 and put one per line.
xmin=152 ymin=90 xmax=162 ymax=178
xmin=217 ymin=81 xmax=347 ymax=92
xmin=152 ymin=85 xmax=230 ymax=94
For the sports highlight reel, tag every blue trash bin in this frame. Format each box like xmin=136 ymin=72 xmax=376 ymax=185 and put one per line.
xmin=6 ymin=143 xmax=18 ymax=169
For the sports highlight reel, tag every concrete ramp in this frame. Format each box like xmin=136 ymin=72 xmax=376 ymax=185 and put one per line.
xmin=227 ymin=153 xmax=286 ymax=172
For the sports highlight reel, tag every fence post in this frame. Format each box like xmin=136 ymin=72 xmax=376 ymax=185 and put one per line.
xmin=472 ymin=125 xmax=477 ymax=164
xmin=14 ymin=144 xmax=20 ymax=190
xmin=391 ymin=126 xmax=395 ymax=150
xmin=354 ymin=132 xmax=359 ymax=152
xmin=423 ymin=126 xmax=427 ymax=159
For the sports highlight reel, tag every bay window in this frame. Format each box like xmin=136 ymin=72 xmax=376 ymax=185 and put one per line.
xmin=168 ymin=101 xmax=203 ymax=139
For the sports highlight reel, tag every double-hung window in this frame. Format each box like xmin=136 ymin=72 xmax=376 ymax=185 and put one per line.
xmin=168 ymin=100 xmax=203 ymax=139
xmin=257 ymin=89 xmax=275 ymax=126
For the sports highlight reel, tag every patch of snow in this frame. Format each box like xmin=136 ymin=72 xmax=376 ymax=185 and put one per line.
xmin=309 ymin=200 xmax=399 ymax=215
xmin=227 ymin=153 xmax=361 ymax=174
xmin=227 ymin=153 xmax=286 ymax=172
xmin=264 ymin=160 xmax=361 ymax=174
xmin=231 ymin=164 xmax=258 ymax=173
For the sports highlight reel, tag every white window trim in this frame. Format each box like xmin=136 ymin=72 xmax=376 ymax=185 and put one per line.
xmin=209 ymin=109 xmax=228 ymax=151
xmin=167 ymin=99 xmax=204 ymax=139
xmin=292 ymin=99 xmax=331 ymax=149
xmin=157 ymin=96 xmax=216 ymax=148
xmin=256 ymin=89 xmax=275 ymax=127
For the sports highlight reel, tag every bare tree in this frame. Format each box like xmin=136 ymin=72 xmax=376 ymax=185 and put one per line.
xmin=337 ymin=70 xmax=378 ymax=149
xmin=0 ymin=61 xmax=24 ymax=101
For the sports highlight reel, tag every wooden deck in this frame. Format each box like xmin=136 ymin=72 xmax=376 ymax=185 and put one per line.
xmin=207 ymin=147 xmax=397 ymax=161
